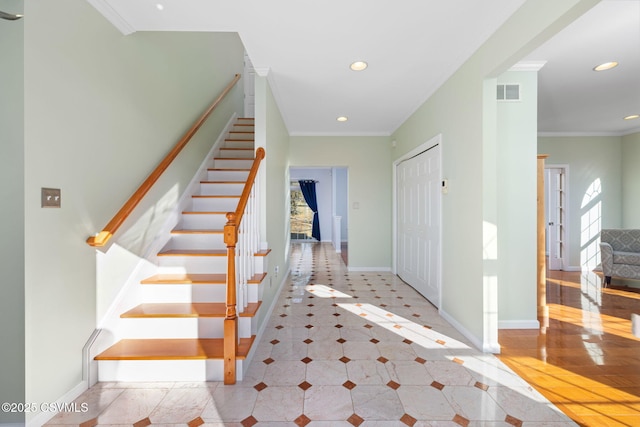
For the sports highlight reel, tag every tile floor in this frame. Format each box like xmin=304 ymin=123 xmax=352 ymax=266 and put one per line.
xmin=44 ymin=243 xmax=577 ymax=426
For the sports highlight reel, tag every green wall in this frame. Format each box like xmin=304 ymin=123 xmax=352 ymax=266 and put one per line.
xmin=0 ymin=0 xmax=25 ymax=424
xmin=538 ymin=136 xmax=622 ymax=269
xmin=23 ymin=0 xmax=243 ymax=419
xmin=290 ymin=136 xmax=393 ymax=269
xmin=496 ymin=70 xmax=538 ymax=327
xmin=622 ymin=132 xmax=640 ymax=228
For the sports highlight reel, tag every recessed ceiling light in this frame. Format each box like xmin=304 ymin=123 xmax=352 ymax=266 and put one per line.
xmin=593 ymin=61 xmax=618 ymax=71
xmin=350 ymin=61 xmax=368 ymax=71
xmin=337 ymin=116 xmax=348 ymax=122
xmin=156 ymin=3 xmax=164 ymax=11
xmin=624 ymin=114 xmax=640 ymax=120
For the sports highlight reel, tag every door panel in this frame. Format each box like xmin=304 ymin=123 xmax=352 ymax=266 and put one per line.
xmin=545 ymin=167 xmax=565 ymax=270
xmin=397 ymin=145 xmax=440 ymax=306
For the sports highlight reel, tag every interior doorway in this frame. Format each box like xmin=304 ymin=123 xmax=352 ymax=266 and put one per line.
xmin=545 ymin=166 xmax=568 ymax=270
xmin=290 ymin=183 xmax=315 ymax=241
xmin=289 ymin=167 xmax=349 ymax=263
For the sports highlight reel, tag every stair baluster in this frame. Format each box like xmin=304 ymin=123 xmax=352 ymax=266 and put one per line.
xmin=223 ymin=147 xmax=265 ymax=384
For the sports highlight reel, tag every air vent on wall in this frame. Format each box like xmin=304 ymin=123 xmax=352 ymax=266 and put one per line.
xmin=497 ymin=84 xmax=520 ymax=101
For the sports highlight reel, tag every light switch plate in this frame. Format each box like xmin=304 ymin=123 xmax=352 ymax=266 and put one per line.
xmin=42 ymin=188 xmax=61 ymax=208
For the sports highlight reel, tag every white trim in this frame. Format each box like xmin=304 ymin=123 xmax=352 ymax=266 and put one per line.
xmin=242 ymin=267 xmax=290 ymax=377
xmin=347 ymin=267 xmax=392 ymax=272
xmin=27 ymin=382 xmax=87 ymax=427
xmin=509 ymin=60 xmax=547 ymax=72
xmin=439 ymin=308 xmax=501 ymax=353
xmin=538 ymin=129 xmax=640 ymax=137
xmin=498 ymin=319 xmax=540 ymax=329
xmin=254 ymin=67 xmax=270 ymax=77
xmin=86 ymin=0 xmax=135 ymax=35
xmin=289 ymin=131 xmax=392 ymax=137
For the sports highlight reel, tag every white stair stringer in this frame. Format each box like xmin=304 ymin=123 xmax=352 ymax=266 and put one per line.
xmin=95 ymin=118 xmax=264 ymax=382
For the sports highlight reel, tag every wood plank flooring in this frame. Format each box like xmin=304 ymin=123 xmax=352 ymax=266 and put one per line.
xmin=497 ymin=270 xmax=640 ymax=427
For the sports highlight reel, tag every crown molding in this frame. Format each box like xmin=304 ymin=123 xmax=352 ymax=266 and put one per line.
xmin=254 ymin=67 xmax=270 ymax=77
xmin=509 ymin=60 xmax=547 ymax=72
xmin=86 ymin=0 xmax=135 ymax=35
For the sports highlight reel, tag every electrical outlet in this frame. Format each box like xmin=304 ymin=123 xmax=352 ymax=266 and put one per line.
xmin=274 ymin=266 xmax=279 ymax=278
xmin=41 ymin=188 xmax=61 ymax=208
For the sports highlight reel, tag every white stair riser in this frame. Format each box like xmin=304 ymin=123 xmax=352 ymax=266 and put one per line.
xmin=231 ymin=125 xmax=254 ymax=132
xmin=223 ymin=140 xmax=254 ymax=149
xmin=206 ymin=170 xmax=250 ymax=181
xmin=142 ymin=284 xmax=226 ymax=303
xmin=158 ymin=256 xmax=266 ymax=275
xmin=118 ymin=317 xmax=253 ymax=339
xmin=140 ymin=284 xmax=260 ymax=304
xmin=212 ymin=159 xmax=254 ymax=169
xmin=158 ymin=256 xmax=228 ymax=273
xmin=199 ymin=182 xmax=244 ymax=196
xmin=228 ymin=132 xmax=255 ymax=140
xmin=191 ymin=196 xmax=239 ymax=212
xmin=218 ymin=149 xmax=255 ymax=159
xmin=168 ymin=233 xmax=226 ymax=250
xmin=98 ymin=359 xmax=245 ymax=382
xmin=180 ymin=213 xmax=228 ymax=229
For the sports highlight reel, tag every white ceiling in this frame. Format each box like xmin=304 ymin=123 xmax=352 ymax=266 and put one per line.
xmin=527 ymin=0 xmax=640 ymax=136
xmin=91 ymin=0 xmax=640 ymax=136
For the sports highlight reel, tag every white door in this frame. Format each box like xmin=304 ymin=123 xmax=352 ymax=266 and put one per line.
xmin=545 ymin=167 xmax=566 ymax=270
xmin=243 ymin=52 xmax=255 ymax=118
xmin=397 ymin=145 xmax=441 ymax=306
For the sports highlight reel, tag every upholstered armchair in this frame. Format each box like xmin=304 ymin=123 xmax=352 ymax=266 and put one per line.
xmin=599 ymin=229 xmax=640 ymax=285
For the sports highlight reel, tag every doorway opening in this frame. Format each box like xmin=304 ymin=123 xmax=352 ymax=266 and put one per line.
xmin=544 ymin=166 xmax=568 ymax=271
xmin=290 ymin=183 xmax=315 ymax=241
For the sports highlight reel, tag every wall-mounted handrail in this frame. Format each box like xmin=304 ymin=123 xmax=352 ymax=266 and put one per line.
xmin=86 ymin=73 xmax=242 ymax=247
xmin=223 ymin=147 xmax=265 ymax=384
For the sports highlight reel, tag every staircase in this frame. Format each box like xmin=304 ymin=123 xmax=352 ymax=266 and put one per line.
xmin=95 ymin=118 xmax=267 ymax=383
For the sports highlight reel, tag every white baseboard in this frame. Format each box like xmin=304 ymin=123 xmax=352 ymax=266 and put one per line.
xmin=27 ymin=381 xmax=87 ymax=427
xmin=438 ymin=309 xmax=501 ymax=353
xmin=244 ymin=267 xmax=291 ymax=376
xmin=498 ymin=319 xmax=540 ymax=329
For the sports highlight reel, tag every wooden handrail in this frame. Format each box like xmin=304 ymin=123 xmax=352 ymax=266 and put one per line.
xmin=86 ymin=73 xmax=242 ymax=247
xmin=223 ymin=147 xmax=265 ymax=384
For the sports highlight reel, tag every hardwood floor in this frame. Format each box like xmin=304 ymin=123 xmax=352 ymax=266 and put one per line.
xmin=497 ymin=270 xmax=640 ymax=426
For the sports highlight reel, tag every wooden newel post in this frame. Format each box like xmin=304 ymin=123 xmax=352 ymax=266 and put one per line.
xmin=223 ymin=212 xmax=238 ymax=384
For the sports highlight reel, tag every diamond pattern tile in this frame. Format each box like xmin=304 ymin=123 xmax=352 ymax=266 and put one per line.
xmin=347 ymin=413 xmax=365 ymax=426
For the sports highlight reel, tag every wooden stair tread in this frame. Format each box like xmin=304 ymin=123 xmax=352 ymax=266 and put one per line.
xmin=171 ymin=229 xmax=224 ymax=234
xmin=182 ymin=211 xmax=227 ymax=215
xmin=140 ymin=272 xmax=266 ymax=285
xmin=121 ymin=302 xmax=261 ymax=318
xmin=159 ymin=249 xmax=270 ymax=256
xmin=95 ymin=337 xmax=255 ymax=361
xmin=158 ymin=249 xmax=227 ymax=256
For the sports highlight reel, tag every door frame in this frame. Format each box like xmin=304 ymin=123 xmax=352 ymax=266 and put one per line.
xmin=544 ymin=164 xmax=569 ymax=271
xmin=392 ymin=134 xmax=443 ymax=307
